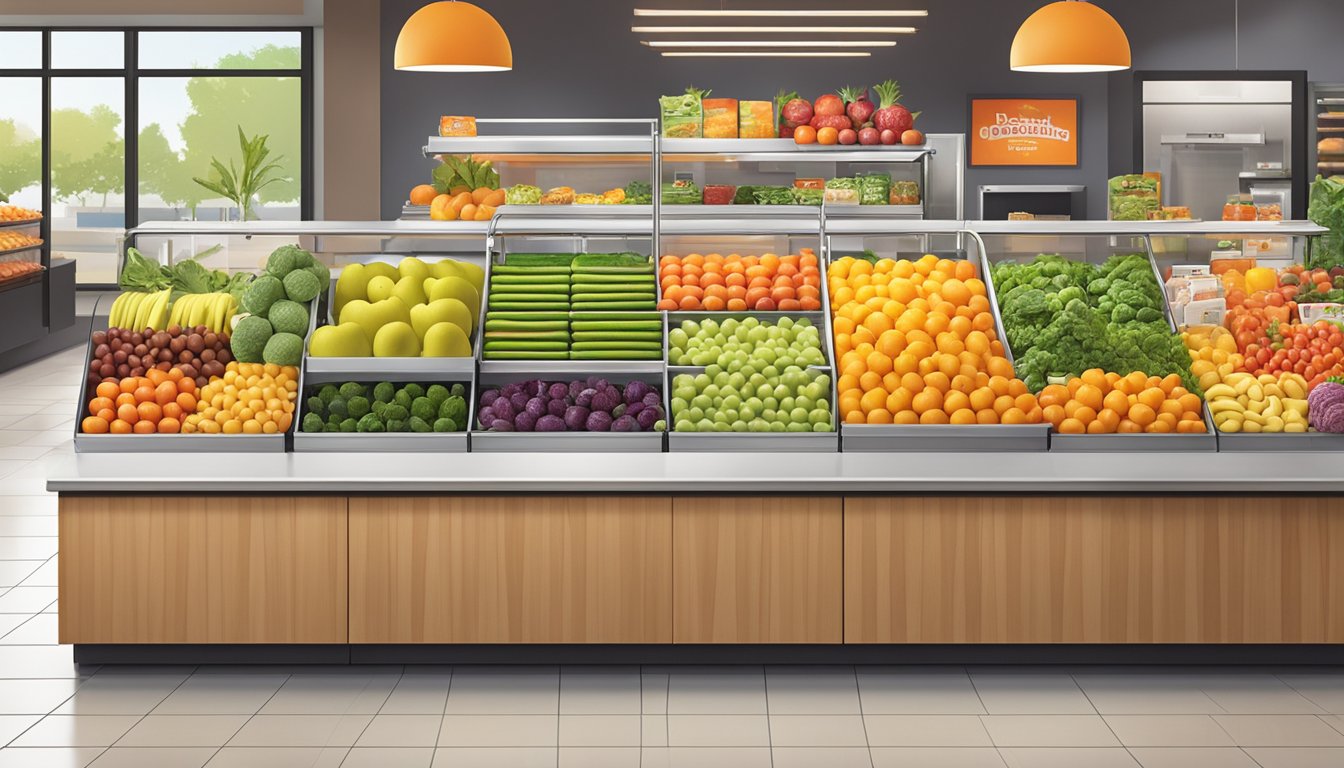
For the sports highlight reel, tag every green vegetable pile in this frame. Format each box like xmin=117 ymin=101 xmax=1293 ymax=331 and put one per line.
xmin=120 ymin=246 xmax=253 ymax=303
xmin=1307 ymin=175 xmax=1344 ymax=270
xmin=505 ymin=184 xmax=541 ymax=205
xmin=992 ymin=253 xmax=1196 ymax=394
xmin=621 ymin=180 xmax=653 ymax=205
xmin=301 ymin=381 xmax=468 ymax=434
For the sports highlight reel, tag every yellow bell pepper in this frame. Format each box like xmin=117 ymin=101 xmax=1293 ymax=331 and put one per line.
xmin=1245 ymin=267 xmax=1278 ymax=294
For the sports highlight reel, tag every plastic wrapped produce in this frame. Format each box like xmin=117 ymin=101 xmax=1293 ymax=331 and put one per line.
xmin=702 ymin=98 xmax=739 ymax=138
xmin=739 ymin=100 xmax=774 ymax=139
xmin=660 ymin=88 xmax=704 ymax=138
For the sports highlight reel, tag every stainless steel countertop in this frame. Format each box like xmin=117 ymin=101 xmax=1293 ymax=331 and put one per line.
xmin=45 ymin=451 xmax=1344 ymax=494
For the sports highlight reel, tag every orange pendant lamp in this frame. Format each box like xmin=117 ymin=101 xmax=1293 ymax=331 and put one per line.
xmin=395 ymin=1 xmax=512 ymax=72
xmin=1011 ymin=1 xmax=1130 ymax=73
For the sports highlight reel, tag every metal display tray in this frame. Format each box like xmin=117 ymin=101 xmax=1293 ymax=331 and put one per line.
xmin=0 ymin=218 xmax=41 ymax=230
xmin=667 ymin=430 xmax=837 ymax=453
xmin=471 ymin=431 xmax=663 ymax=453
xmin=75 ymin=433 xmax=287 ymax=453
xmin=1216 ymin=431 xmax=1344 ymax=451
xmin=304 ymin=355 xmax=475 ymax=378
xmin=0 ymin=240 xmax=43 ymax=258
xmin=841 ymin=424 xmax=1051 ymax=453
xmin=1049 ymin=426 xmax=1217 ymax=453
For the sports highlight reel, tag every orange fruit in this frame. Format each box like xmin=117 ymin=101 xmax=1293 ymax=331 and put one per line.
xmin=1037 ymin=384 xmax=1070 ymax=408
xmin=117 ymin=403 xmax=140 ymax=424
xmin=1001 ymin=407 xmax=1028 ymax=425
xmin=81 ymin=416 xmax=109 ymax=434
xmin=1137 ymin=387 xmax=1166 ymax=411
xmin=132 ymin=420 xmax=156 ymax=434
xmin=976 ymin=409 xmax=999 ymax=424
xmin=1073 ymin=384 xmax=1104 ymax=411
xmin=949 ymin=409 xmax=977 ymax=425
xmin=1042 ymin=404 xmax=1066 ymax=427
xmin=794 ymin=125 xmax=818 ymax=144
xmin=1058 ymin=417 xmax=1086 ymax=434
xmin=459 ymin=203 xmax=478 ymax=221
xmin=409 ymin=184 xmax=437 ymax=206
xmin=919 ymin=409 xmax=950 ymax=424
xmin=816 ymin=126 xmax=839 ymax=145
xmin=109 ymin=419 xmax=132 ymax=435
xmin=1103 ymin=390 xmax=1129 ymax=417
xmin=912 ymin=388 xmax=944 ymax=414
xmin=1128 ymin=403 xmax=1157 ymax=427
xmin=96 ymin=381 xmax=119 ymax=400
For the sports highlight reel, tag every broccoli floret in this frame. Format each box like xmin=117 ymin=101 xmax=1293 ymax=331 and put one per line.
xmin=371 ymin=400 xmax=389 ymax=418
xmin=426 ymin=384 xmax=450 ymax=405
xmin=338 ymin=382 xmax=365 ymax=400
xmin=318 ymin=384 xmax=340 ymax=405
xmin=1111 ymin=304 xmax=1137 ymax=325
xmin=394 ymin=390 xmax=413 ymax=409
xmin=327 ymin=397 xmax=348 ymax=419
xmin=402 ymin=383 xmax=425 ymax=400
xmin=433 ymin=417 xmax=458 ymax=433
xmin=1087 ymin=277 xmax=1111 ymax=296
xmin=348 ymin=396 xmax=371 ymax=419
xmin=450 ymin=383 xmax=466 ymax=398
xmin=1136 ymin=306 xmax=1163 ymax=323
xmin=301 ymin=413 xmax=324 ymax=433
xmin=340 ymin=418 xmax=358 ymax=433
xmin=373 ymin=381 xmax=396 ymax=403
xmin=1057 ymin=285 xmax=1086 ymax=306
xmin=439 ymin=395 xmax=467 ymax=423
xmin=410 ymin=397 xmax=437 ymax=422
xmin=385 ymin=419 xmax=407 ymax=433
xmin=409 ymin=416 xmax=432 ymax=433
xmin=356 ymin=414 xmax=384 ymax=433
xmin=384 ymin=404 xmax=409 ymax=422
xmin=306 ymin=396 xmax=325 ymax=417
xmin=324 ymin=422 xmax=341 ymax=432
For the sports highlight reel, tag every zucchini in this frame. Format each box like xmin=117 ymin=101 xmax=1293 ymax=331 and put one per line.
xmin=502 ymin=253 xmax=575 ymax=267
xmin=484 ymin=340 xmax=569 ymax=351
xmin=569 ymin=349 xmax=664 ymax=360
xmin=489 ymin=301 xmax=571 ymax=311
xmin=490 ymin=265 xmax=571 ymax=275
xmin=483 ymin=330 xmax=571 ymax=342
xmin=567 ymin=273 xmax=656 ymax=284
xmin=572 ymin=301 xmax=656 ymax=311
xmin=572 ymin=253 xmax=651 ymax=268
xmin=571 ymin=292 xmax=656 ymax=303
xmin=484 ymin=319 xmax=570 ymax=332
xmin=571 ymin=331 xmax=663 ymax=342
xmin=570 ymin=320 xmax=663 ymax=332
xmin=572 ymin=283 xmax=655 ymax=294
xmin=569 ymin=265 xmax=656 ymax=275
xmin=484 ymin=350 xmax=570 ymax=360
xmin=488 ymin=293 xmax=573 ymax=303
xmin=569 ymin=312 xmax=662 ymax=321
xmin=570 ymin=340 xmax=662 ymax=351
xmin=488 ymin=275 xmax=572 ymax=285
xmin=486 ymin=311 xmax=570 ymax=321
xmin=487 ymin=284 xmax=571 ymax=295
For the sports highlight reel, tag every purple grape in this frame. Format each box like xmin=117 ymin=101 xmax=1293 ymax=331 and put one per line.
xmin=500 ymin=382 xmax=522 ymax=399
xmin=479 ymin=390 xmax=500 ymax=407
xmin=548 ymin=382 xmax=570 ymax=401
xmin=612 ymin=414 xmax=639 ymax=432
xmin=626 ymin=401 xmax=646 ymax=417
xmin=585 ymin=375 xmax=602 ymax=388
xmin=514 ymin=411 xmax=537 ymax=432
xmin=624 ymin=380 xmax=650 ymax=404
xmin=478 ymin=406 xmax=496 ymax=426
xmin=525 ymin=397 xmax=547 ymax=419
xmin=576 ymin=388 xmax=596 ymax=408
xmin=585 ymin=411 xmax=613 ymax=432
xmin=593 ymin=378 xmax=610 ymax=393
xmin=492 ymin=398 xmax=515 ymax=422
xmin=489 ymin=418 xmax=514 ymax=432
xmin=568 ymin=380 xmax=586 ymax=399
xmin=642 ymin=392 xmax=662 ymax=408
xmin=509 ymin=391 xmax=530 ymax=412
xmin=524 ymin=379 xmax=546 ymax=397
xmin=547 ymin=399 xmax=568 ymax=417
xmin=536 ymin=414 xmax=566 ymax=432
xmin=637 ymin=408 xmax=660 ymax=430
xmin=564 ymin=405 xmax=590 ymax=431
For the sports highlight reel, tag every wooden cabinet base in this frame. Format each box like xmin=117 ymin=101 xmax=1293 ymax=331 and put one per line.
xmin=845 ymin=496 xmax=1344 ymax=644
xmin=349 ymin=496 xmax=672 ymax=644
xmin=58 ymin=495 xmax=348 ymax=645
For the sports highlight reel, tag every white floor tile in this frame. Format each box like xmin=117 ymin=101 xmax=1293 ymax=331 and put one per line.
xmin=431 ymin=747 xmax=556 ymax=767
xmin=772 ymin=746 xmax=872 ymax=768
xmin=0 ymin=516 xmax=56 ymax=537
xmin=765 ymin=668 xmax=861 ymax=715
xmin=666 ymin=714 xmax=769 ymax=747
xmin=0 ymin=539 xmax=55 ymax=561
xmin=17 ymin=560 xmax=56 ymax=587
xmin=205 ymin=747 xmax=348 ymax=768
xmin=226 ymin=715 xmax=371 ymax=747
xmin=642 ymin=715 xmax=667 ymax=747
xmin=557 ymin=747 xmax=640 ymax=768
xmin=1128 ymin=747 xmax=1259 ymax=768
xmin=1244 ymin=747 xmax=1344 ymax=767
xmin=0 ymin=747 xmax=103 ymax=768
xmin=10 ymin=715 xmax=140 ymax=747
xmin=0 ymin=497 xmax=55 ymax=516
xmin=1104 ymin=714 xmax=1234 ymax=747
xmin=558 ymin=668 xmax=640 ymax=714
xmin=558 ymin=714 xmax=638 ymax=747
xmin=443 ymin=671 xmax=558 ymax=715
xmin=53 ymin=674 xmax=187 ymax=715
xmin=768 ymin=714 xmax=867 ymax=747
xmin=0 ymin=564 xmax=42 ymax=590
xmin=0 ymin=716 xmax=42 ymax=747
xmin=378 ymin=674 xmax=449 ymax=715
xmin=1280 ymin=675 xmax=1344 ymax=714
xmin=258 ymin=674 xmax=397 ymax=715
xmin=864 ymin=714 xmax=993 ymax=747
xmin=641 ymin=673 xmax=668 ymax=715
xmin=0 ymin=680 xmax=78 ymax=715
xmin=151 ymin=674 xmax=290 ymax=715
xmin=0 ymin=646 xmax=86 ymax=679
xmin=89 ymin=747 xmax=216 ymax=768
xmin=342 ymin=748 xmax=434 ymax=768
xmin=437 ymin=715 xmax=555 ymax=747
xmin=637 ymin=746 xmax=771 ymax=768
xmin=971 ymin=674 xmax=1096 ymax=715
xmin=353 ymin=715 xmax=441 ymax=748
xmin=981 ymin=715 xmax=1120 ymax=747
xmin=871 ymin=747 xmax=1008 ymax=767
xmin=0 ymin=615 xmax=56 ymax=645
xmin=666 ymin=671 xmax=766 ymax=715
xmin=1196 ymin=676 xmax=1326 ymax=715
xmin=114 ymin=715 xmax=248 ymax=747
xmin=1213 ymin=715 xmax=1344 ymax=747
xmin=1073 ymin=675 xmax=1227 ymax=715
xmin=998 ymin=747 xmax=1139 ymax=767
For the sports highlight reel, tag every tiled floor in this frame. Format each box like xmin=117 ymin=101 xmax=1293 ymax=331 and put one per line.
xmin=4 ymin=348 xmax=1344 ymax=767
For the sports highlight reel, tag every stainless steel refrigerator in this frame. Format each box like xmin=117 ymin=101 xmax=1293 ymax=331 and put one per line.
xmin=1134 ymin=72 xmax=1308 ymax=221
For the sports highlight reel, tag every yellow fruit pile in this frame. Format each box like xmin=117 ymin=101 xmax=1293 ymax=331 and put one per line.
xmin=829 ymin=254 xmax=1042 ymax=426
xmin=0 ymin=204 xmax=41 ymax=222
xmin=181 ymin=362 xmax=298 ymax=435
xmin=0 ymin=232 xmax=41 ymax=251
xmin=1183 ymin=325 xmax=1245 ymax=391
xmin=1205 ymin=372 xmax=1310 ymax=434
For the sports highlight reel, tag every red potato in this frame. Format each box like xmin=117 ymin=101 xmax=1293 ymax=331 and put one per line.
xmin=879 ymin=129 xmax=899 ymax=145
xmin=781 ymin=97 xmax=814 ymax=125
xmin=838 ymin=128 xmax=858 ymax=145
xmin=858 ymin=127 xmax=881 ymax=145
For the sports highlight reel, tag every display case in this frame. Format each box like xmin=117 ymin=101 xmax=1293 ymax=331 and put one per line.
xmin=0 ymin=213 xmax=45 ymax=290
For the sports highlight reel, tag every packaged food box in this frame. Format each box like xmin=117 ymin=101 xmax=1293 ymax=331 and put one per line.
xmin=890 ymin=180 xmax=920 ymax=205
xmin=439 ymin=116 xmax=477 ymax=137
xmin=738 ymin=101 xmax=773 ymax=138
xmin=702 ymin=185 xmax=736 ymax=205
xmin=794 ymin=178 xmax=825 ymax=190
xmin=660 ymin=89 xmax=704 ymax=138
xmin=1299 ymin=303 xmax=1344 ymax=324
xmin=702 ymin=98 xmax=739 ymax=139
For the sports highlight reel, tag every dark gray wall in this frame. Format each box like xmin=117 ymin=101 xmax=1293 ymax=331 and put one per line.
xmin=379 ymin=0 xmax=1344 ymax=220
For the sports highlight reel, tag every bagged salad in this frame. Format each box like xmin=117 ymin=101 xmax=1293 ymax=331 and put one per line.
xmin=857 ymin=173 xmax=891 ymax=206
xmin=660 ymin=87 xmax=705 ymax=139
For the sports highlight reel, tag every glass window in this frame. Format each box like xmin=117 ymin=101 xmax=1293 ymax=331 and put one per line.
xmin=0 ymin=32 xmax=42 ymax=69
xmin=51 ymin=78 xmax=125 ymax=284
xmin=138 ymin=77 xmax=301 ymax=224
xmin=0 ymin=79 xmax=43 ymax=212
xmin=51 ymin=31 xmax=124 ymax=70
xmin=138 ymin=31 xmax=302 ymax=70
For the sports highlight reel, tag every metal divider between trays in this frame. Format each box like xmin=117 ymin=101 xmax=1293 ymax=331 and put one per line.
xmin=822 ymin=224 xmax=1051 ymax=452
xmin=976 ymin=229 xmax=1216 ymax=453
xmin=472 ymin=208 xmax=666 ymax=452
xmin=660 ymin=209 xmax=838 ymax=452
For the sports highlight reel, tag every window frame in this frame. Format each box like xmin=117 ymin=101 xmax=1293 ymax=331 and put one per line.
xmin=0 ymin=26 xmax=313 ymax=288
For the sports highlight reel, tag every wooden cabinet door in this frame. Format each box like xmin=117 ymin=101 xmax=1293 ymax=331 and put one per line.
xmin=672 ymin=496 xmax=842 ymax=644
xmin=845 ymin=495 xmax=1344 ymax=644
xmin=59 ymin=495 xmax=348 ymax=644
xmin=349 ymin=495 xmax=672 ymax=644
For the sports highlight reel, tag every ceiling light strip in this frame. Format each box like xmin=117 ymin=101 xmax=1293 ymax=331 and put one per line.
xmin=634 ymin=8 xmax=928 ymax=17
xmin=632 ymin=25 xmax=917 ymax=34
xmin=661 ymin=51 xmax=871 ymax=57
xmin=644 ymin=40 xmax=896 ymax=48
